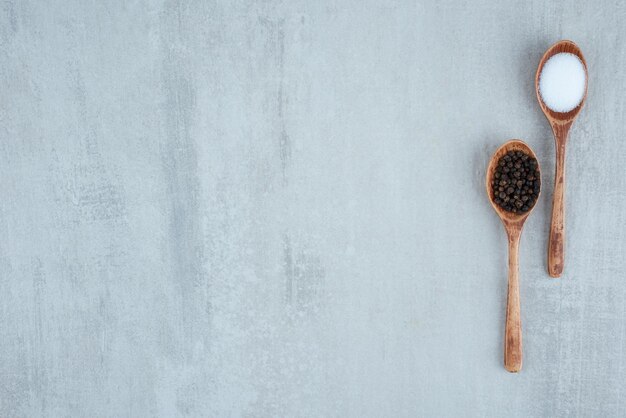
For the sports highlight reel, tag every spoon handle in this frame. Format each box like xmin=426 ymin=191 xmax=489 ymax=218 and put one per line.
xmin=505 ymin=229 xmax=522 ymax=372
xmin=548 ymin=127 xmax=569 ymax=277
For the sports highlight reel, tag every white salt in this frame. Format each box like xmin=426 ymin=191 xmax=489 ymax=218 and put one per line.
xmin=539 ymin=52 xmax=586 ymax=113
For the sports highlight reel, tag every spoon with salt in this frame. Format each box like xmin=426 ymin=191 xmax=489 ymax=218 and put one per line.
xmin=486 ymin=140 xmax=541 ymax=373
xmin=535 ymin=40 xmax=588 ymax=277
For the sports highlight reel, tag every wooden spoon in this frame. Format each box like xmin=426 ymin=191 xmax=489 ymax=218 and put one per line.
xmin=535 ymin=40 xmax=588 ymax=277
xmin=486 ymin=140 xmax=541 ymax=373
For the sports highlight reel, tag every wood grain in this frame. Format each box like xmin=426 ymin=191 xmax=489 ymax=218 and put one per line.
xmin=535 ymin=40 xmax=588 ymax=277
xmin=486 ymin=140 xmax=542 ymax=372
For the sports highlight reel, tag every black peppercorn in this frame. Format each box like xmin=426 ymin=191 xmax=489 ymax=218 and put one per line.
xmin=491 ymin=150 xmax=540 ymax=213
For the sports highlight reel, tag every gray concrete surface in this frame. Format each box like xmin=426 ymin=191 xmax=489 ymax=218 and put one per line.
xmin=1 ymin=0 xmax=625 ymax=416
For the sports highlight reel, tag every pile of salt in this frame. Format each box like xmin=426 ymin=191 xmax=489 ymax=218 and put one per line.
xmin=538 ymin=52 xmax=586 ymax=113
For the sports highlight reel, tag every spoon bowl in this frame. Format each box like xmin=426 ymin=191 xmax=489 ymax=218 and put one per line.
xmin=535 ymin=40 xmax=588 ymax=123
xmin=535 ymin=40 xmax=587 ymax=277
xmin=486 ymin=139 xmax=541 ymax=373
xmin=486 ymin=140 xmax=541 ymax=226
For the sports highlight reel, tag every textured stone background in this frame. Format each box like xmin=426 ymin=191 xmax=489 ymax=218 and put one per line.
xmin=1 ymin=0 xmax=625 ymax=417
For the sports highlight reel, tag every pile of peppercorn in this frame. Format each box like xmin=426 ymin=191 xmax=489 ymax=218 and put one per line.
xmin=491 ymin=150 xmax=540 ymax=213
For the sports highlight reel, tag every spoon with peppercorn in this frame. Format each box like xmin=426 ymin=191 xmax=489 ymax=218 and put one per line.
xmin=535 ymin=40 xmax=588 ymax=277
xmin=486 ymin=140 xmax=541 ymax=373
